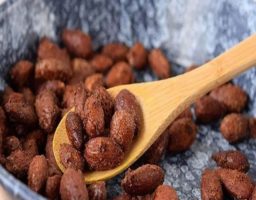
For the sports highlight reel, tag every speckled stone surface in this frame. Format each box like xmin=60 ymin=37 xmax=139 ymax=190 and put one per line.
xmin=0 ymin=0 xmax=256 ymax=199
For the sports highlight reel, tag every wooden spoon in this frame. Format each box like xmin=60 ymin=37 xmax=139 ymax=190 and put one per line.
xmin=53 ymin=35 xmax=256 ymax=183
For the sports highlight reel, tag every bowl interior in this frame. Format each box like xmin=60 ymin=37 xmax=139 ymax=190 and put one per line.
xmin=0 ymin=0 xmax=256 ymax=199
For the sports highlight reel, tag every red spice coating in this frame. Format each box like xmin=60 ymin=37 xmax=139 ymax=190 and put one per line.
xmin=148 ymin=49 xmax=171 ymax=79
xmin=175 ymin=107 xmax=193 ymax=120
xmin=121 ymin=164 xmax=164 ymax=196
xmin=210 ymin=83 xmax=247 ymax=113
xmin=45 ymin=174 xmax=61 ymax=200
xmin=102 ymin=43 xmax=128 ymax=62
xmin=66 ymin=112 xmax=84 ymax=150
xmin=35 ymin=58 xmax=72 ymax=82
xmin=153 ymin=185 xmax=179 ymax=200
xmin=35 ymin=90 xmax=60 ymax=133
xmin=115 ymin=89 xmax=142 ymax=133
xmin=4 ymin=92 xmax=37 ymax=126
xmin=195 ymin=95 xmax=226 ymax=123
xmin=212 ymin=150 xmax=249 ymax=172
xmin=106 ymin=62 xmax=134 ymax=87
xmin=88 ymin=181 xmax=107 ymax=200
xmin=69 ymin=58 xmax=95 ymax=84
xmin=217 ymin=168 xmax=254 ymax=199
xmin=110 ymin=110 xmax=135 ymax=151
xmin=21 ymin=88 xmax=35 ymax=105
xmin=62 ymin=29 xmax=92 ymax=58
xmin=4 ymin=136 xmax=22 ymax=155
xmin=143 ymin=130 xmax=169 ymax=164
xmin=37 ymin=80 xmax=65 ymax=98
xmin=84 ymin=137 xmax=124 ymax=171
xmin=92 ymin=86 xmax=114 ymax=125
xmin=127 ymin=42 xmax=147 ymax=69
xmin=85 ymin=73 xmax=105 ymax=92
xmin=90 ymin=54 xmax=113 ymax=72
xmin=83 ymin=96 xmax=105 ymax=138
xmin=37 ymin=37 xmax=70 ymax=63
xmin=59 ymin=143 xmax=85 ymax=171
xmin=168 ymin=118 xmax=197 ymax=153
xmin=60 ymin=168 xmax=89 ymax=200
xmin=249 ymin=117 xmax=256 ymax=138
xmin=220 ymin=113 xmax=248 ymax=143
xmin=10 ymin=60 xmax=33 ymax=88
xmin=5 ymin=149 xmax=34 ymax=178
xmin=28 ymin=155 xmax=48 ymax=192
xmin=201 ymin=169 xmax=223 ymax=200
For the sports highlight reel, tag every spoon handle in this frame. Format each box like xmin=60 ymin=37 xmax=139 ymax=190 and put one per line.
xmin=179 ymin=34 xmax=256 ymax=103
xmin=138 ymin=34 xmax=256 ymax=137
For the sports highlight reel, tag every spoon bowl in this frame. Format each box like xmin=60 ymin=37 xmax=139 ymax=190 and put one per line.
xmin=53 ymin=34 xmax=256 ymax=183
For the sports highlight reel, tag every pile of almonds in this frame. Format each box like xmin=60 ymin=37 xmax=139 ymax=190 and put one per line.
xmin=62 ymin=88 xmax=142 ymax=172
xmin=0 ymin=28 xmax=255 ymax=199
xmin=202 ymin=150 xmax=254 ymax=200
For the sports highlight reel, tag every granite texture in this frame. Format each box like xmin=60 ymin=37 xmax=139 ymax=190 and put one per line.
xmin=0 ymin=0 xmax=256 ymax=199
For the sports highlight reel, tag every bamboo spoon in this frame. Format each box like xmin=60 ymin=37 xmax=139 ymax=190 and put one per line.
xmin=53 ymin=35 xmax=256 ymax=183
